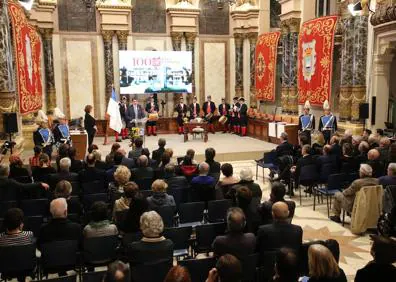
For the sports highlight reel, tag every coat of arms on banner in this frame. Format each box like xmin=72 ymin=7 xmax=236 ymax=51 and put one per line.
xmin=256 ymin=52 xmax=266 ymax=81
xmin=302 ymin=40 xmax=316 ymax=82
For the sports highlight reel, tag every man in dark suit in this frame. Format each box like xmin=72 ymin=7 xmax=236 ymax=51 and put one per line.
xmin=238 ymin=97 xmax=248 ymax=137
xmin=203 ymin=95 xmax=216 ymax=134
xmin=131 ymin=155 xmax=154 ymax=180
xmin=379 ymin=163 xmax=396 ymax=186
xmin=291 ymin=144 xmax=316 ymax=186
xmin=48 ymin=157 xmax=79 ymax=191
xmin=213 ymin=207 xmax=256 ymax=260
xmin=218 ymin=98 xmax=231 ymax=133
xmin=367 ymin=149 xmax=385 ymax=178
xmin=340 ymin=143 xmax=359 ymax=174
xmin=164 ymin=164 xmax=188 ymax=190
xmin=125 ymin=98 xmax=145 ymax=128
xmin=152 ymin=138 xmax=166 ymax=165
xmin=189 ymin=96 xmax=200 ymax=120
xmin=317 ymin=145 xmax=337 ymax=173
xmin=275 ymin=132 xmax=294 ymax=157
xmin=79 ymin=153 xmax=105 ymax=183
xmin=256 ymin=202 xmax=303 ymax=264
xmin=117 ymin=148 xmax=135 ymax=169
xmin=38 ymin=198 xmax=82 ymax=247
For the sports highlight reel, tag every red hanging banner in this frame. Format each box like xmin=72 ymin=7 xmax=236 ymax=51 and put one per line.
xmin=8 ymin=1 xmax=43 ymax=114
xmin=255 ymin=32 xmax=280 ymax=102
xmin=297 ymin=16 xmax=337 ymax=106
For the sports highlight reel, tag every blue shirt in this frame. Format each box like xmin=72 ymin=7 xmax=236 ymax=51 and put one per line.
xmin=378 ymin=175 xmax=396 ymax=186
xmin=191 ymin=175 xmax=215 ymax=186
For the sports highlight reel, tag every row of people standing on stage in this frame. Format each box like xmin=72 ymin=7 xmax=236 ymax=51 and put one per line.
xmin=175 ymin=95 xmax=248 ymax=136
xmin=298 ymin=99 xmax=337 ymax=145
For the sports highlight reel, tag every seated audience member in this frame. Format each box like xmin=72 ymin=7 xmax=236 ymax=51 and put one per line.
xmin=152 ymin=138 xmax=166 ymax=165
xmin=351 ymin=135 xmax=362 ymax=157
xmin=340 ymin=143 xmax=359 ymax=174
xmin=311 ymin=131 xmax=325 ymax=155
xmin=69 ymin=147 xmax=83 ymax=173
xmin=113 ymin=181 xmax=139 ymax=216
xmin=117 ymin=148 xmax=135 ymax=169
xmin=291 ymin=145 xmax=316 ymax=185
xmin=158 ymin=151 xmax=172 ymax=169
xmin=38 ymin=198 xmax=82 ymax=246
xmin=79 ymin=153 xmax=105 ymax=184
xmin=0 ymin=164 xmax=48 ymax=201
xmin=54 ymin=180 xmax=82 ymax=215
xmin=48 ymin=157 xmax=79 ymax=189
xmin=127 ymin=211 xmax=173 ymax=266
xmin=206 ymin=254 xmax=242 ymax=282
xmin=164 ymin=164 xmax=188 ymax=190
xmin=141 ymin=148 xmax=156 ymax=168
xmin=8 ymin=155 xmax=30 ymax=180
xmin=388 ymin=142 xmax=396 ymax=163
xmin=110 ymin=166 xmax=130 ymax=192
xmin=106 ymin=151 xmax=123 ymax=184
xmin=216 ymin=163 xmax=239 ymax=199
xmin=376 ymin=128 xmax=384 ymax=138
xmin=128 ymin=137 xmax=144 ymax=160
xmin=318 ymin=145 xmax=337 ymax=171
xmin=191 ymin=162 xmax=216 ymax=202
xmin=236 ymin=187 xmax=260 ymax=233
xmin=121 ymin=192 xmax=149 ymax=233
xmin=131 ymin=155 xmax=154 ymax=180
xmin=355 ymin=235 xmax=396 ymax=282
xmin=368 ymin=134 xmax=379 ymax=149
xmin=256 ymin=202 xmax=303 ymax=263
xmin=212 ymin=207 xmax=256 ymax=260
xmin=32 ymin=153 xmax=56 ymax=183
xmin=0 ymin=208 xmax=34 ymax=246
xmin=180 ymin=149 xmax=198 ymax=165
xmin=329 ymin=136 xmax=341 ymax=163
xmin=83 ymin=201 xmax=118 ymax=238
xmin=179 ymin=155 xmax=198 ymax=177
xmin=147 ymin=179 xmax=176 ymax=210
xmin=330 ymin=164 xmax=379 ymax=223
xmin=237 ymin=168 xmax=262 ymax=199
xmin=339 ymin=130 xmax=352 ymax=148
xmin=367 ymin=149 xmax=385 ymax=177
xmin=293 ymin=133 xmax=309 ymax=160
xmin=362 ymin=129 xmax=372 ymax=140
xmin=92 ymin=150 xmax=107 ymax=170
xmin=378 ymin=137 xmax=391 ymax=161
xmin=56 ymin=144 xmax=70 ymax=171
xmin=379 ymin=163 xmax=396 ymax=186
xmin=88 ymin=144 xmax=99 ymax=154
xmin=205 ymin=147 xmax=221 ymax=175
xmin=103 ymin=261 xmax=130 ymax=282
xmin=165 ymin=148 xmax=174 ymax=162
xmin=302 ymin=244 xmax=347 ymax=282
xmin=164 ymin=266 xmax=191 ymax=282
xmin=259 ymin=182 xmax=296 ymax=226
xmin=357 ymin=141 xmax=369 ymax=163
xmin=105 ymin=143 xmax=121 ymax=169
xmin=276 ymin=132 xmax=294 ymax=157
xmin=29 ymin=146 xmax=42 ymax=169
xmin=273 ymin=248 xmax=299 ymax=282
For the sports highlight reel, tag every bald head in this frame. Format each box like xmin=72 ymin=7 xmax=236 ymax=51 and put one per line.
xmin=272 ymin=201 xmax=289 ymax=222
xmin=138 ymin=155 xmax=148 ymax=167
xmin=199 ymin=162 xmax=209 ymax=175
xmin=117 ymin=148 xmax=126 ymax=156
xmin=368 ymin=149 xmax=380 ymax=160
xmin=50 ymin=198 xmax=68 ymax=219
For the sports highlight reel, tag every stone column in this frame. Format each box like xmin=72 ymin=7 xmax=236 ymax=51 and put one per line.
xmin=116 ymin=30 xmax=128 ymax=51
xmin=280 ymin=21 xmax=290 ymax=113
xmin=351 ymin=15 xmax=368 ymax=122
xmin=39 ymin=28 xmax=56 ymax=113
xmin=288 ymin=18 xmax=300 ymax=114
xmin=185 ymin=32 xmax=197 ymax=105
xmin=248 ymin=32 xmax=258 ymax=108
xmin=339 ymin=17 xmax=354 ymax=121
xmin=234 ymin=33 xmax=245 ymax=97
xmin=170 ymin=32 xmax=183 ymax=51
xmin=102 ymin=30 xmax=115 ymax=102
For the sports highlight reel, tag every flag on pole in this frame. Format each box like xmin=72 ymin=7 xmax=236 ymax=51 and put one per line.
xmin=106 ymin=88 xmax=122 ymax=133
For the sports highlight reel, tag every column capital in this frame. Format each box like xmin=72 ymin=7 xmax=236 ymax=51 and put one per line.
xmin=234 ymin=33 xmax=245 ymax=47
xmin=38 ymin=28 xmax=53 ymax=40
xmin=280 ymin=21 xmax=289 ymax=34
xmin=101 ymin=30 xmax=114 ymax=42
xmin=170 ymin=32 xmax=184 ymax=41
xmin=116 ymin=30 xmax=129 ymax=43
xmin=184 ymin=32 xmax=197 ymax=43
xmin=247 ymin=32 xmax=258 ymax=44
xmin=285 ymin=18 xmax=301 ymax=33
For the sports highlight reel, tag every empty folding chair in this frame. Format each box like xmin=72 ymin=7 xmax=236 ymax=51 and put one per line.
xmin=168 ymin=188 xmax=188 ymax=209
xmin=82 ymin=271 xmax=107 ymax=282
xmin=255 ymin=151 xmax=278 ymax=180
xmin=178 ymin=202 xmax=205 ymax=227
xmin=194 ymin=222 xmax=226 ymax=256
xmin=0 ymin=243 xmax=37 ymax=281
xmin=179 ymin=257 xmax=216 ymax=282
xmin=314 ymin=173 xmax=344 ymax=216
xmin=163 ymin=226 xmax=193 ymax=259
xmin=155 ymin=205 xmax=175 ymax=228
xmin=207 ymin=200 xmax=232 ymax=223
xmin=297 ymin=164 xmax=319 ymax=206
xmin=83 ymin=235 xmax=119 ymax=268
xmin=20 ymin=198 xmax=49 ymax=217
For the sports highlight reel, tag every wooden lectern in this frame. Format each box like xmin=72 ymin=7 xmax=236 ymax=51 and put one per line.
xmin=70 ymin=131 xmax=88 ymax=160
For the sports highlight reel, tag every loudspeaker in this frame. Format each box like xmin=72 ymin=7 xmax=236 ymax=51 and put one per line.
xmin=3 ymin=113 xmax=18 ymax=134
xmin=371 ymin=97 xmax=376 ymax=125
xmin=359 ymin=103 xmax=369 ymax=119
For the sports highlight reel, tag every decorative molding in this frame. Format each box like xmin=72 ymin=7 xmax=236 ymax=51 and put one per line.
xmin=234 ymin=33 xmax=245 ymax=47
xmin=371 ymin=3 xmax=396 ymax=26
xmin=185 ymin=32 xmax=197 ymax=43
xmin=96 ymin=0 xmax=132 ymax=8
xmin=38 ymin=27 xmax=53 ymax=39
xmin=284 ymin=17 xmax=301 ymax=33
xmin=101 ymin=30 xmax=114 ymax=41
xmin=116 ymin=30 xmax=129 ymax=43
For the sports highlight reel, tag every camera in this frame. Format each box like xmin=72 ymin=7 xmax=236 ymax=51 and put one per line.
xmin=1 ymin=140 xmax=16 ymax=155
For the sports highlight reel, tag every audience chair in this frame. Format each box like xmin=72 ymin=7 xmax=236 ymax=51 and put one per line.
xmin=20 ymin=198 xmax=49 ymax=217
xmin=163 ymin=226 xmax=193 ymax=259
xmin=318 ymin=163 xmax=336 ymax=184
xmin=179 ymin=257 xmax=216 ymax=282
xmin=134 ymin=178 xmax=154 ymax=191
xmin=314 ymin=173 xmax=345 ymax=217
xmin=168 ymin=188 xmax=189 ymax=209
xmin=36 ymin=275 xmax=77 ymax=282
xmin=0 ymin=243 xmax=37 ymax=281
xmin=297 ymin=164 xmax=320 ymax=206
xmin=345 ymin=172 xmax=359 ymax=187
xmin=14 ymin=175 xmax=32 ymax=184
xmin=255 ymin=151 xmax=278 ymax=180
xmin=178 ymin=202 xmax=205 ymax=227
xmin=194 ymin=222 xmax=226 ymax=256
xmin=155 ymin=205 xmax=176 ymax=228
xmin=140 ymin=190 xmax=153 ymax=199
xmin=82 ymin=193 xmax=108 ymax=211
xmin=114 ymin=210 xmax=128 ymax=225
xmin=207 ymin=199 xmax=232 ymax=223
xmin=83 ymin=235 xmax=119 ymax=268
xmin=24 ymin=215 xmax=44 ymax=238
xmin=131 ymin=260 xmax=172 ymax=282
xmin=70 ymin=181 xmax=81 ymax=196
xmin=242 ymin=253 xmax=259 ymax=282
xmin=82 ymin=271 xmax=106 ymax=282
xmin=0 ymin=201 xmax=17 ymax=218
xmin=191 ymin=183 xmax=216 ymax=204
xmin=121 ymin=232 xmax=142 ymax=249
xmin=82 ymin=181 xmax=106 ymax=195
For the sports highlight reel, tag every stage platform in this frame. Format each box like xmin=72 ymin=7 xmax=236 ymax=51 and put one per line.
xmin=95 ymin=133 xmax=277 ymax=163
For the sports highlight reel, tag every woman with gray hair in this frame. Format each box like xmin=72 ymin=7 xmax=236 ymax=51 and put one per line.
xmin=126 ymin=211 xmax=173 ymax=271
xmin=237 ymin=168 xmax=262 ymax=199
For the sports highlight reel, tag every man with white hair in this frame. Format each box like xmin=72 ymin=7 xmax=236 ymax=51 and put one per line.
xmin=378 ymin=163 xmax=396 ymax=186
xmin=48 ymin=157 xmax=79 ymax=190
xmin=131 ymin=155 xmax=153 ymax=180
xmin=38 ymin=198 xmax=82 ymax=246
xmin=275 ymin=132 xmax=294 ymax=157
xmin=330 ymin=164 xmax=379 ymax=223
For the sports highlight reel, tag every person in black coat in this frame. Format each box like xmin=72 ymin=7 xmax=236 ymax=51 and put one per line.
xmin=152 ymin=138 xmax=166 ymax=165
xmin=276 ymin=132 xmax=294 ymax=157
xmin=68 ymin=147 xmax=83 ymax=173
xmin=291 ymin=145 xmax=317 ymax=187
xmin=231 ymin=97 xmax=241 ymax=134
xmin=48 ymin=157 xmax=79 ymax=191
xmin=145 ymin=96 xmax=159 ymax=136
xmin=84 ymin=105 xmax=97 ymax=147
xmin=340 ymin=143 xmax=359 ymax=174
xmin=125 ymin=98 xmax=145 ymax=128
xmin=218 ymin=98 xmax=231 ymax=133
xmin=256 ymin=202 xmax=303 ymax=265
xmin=238 ymin=97 xmax=248 ymax=137
xmin=164 ymin=164 xmax=188 ymax=190
xmin=203 ymin=95 xmax=216 ymax=134
xmin=117 ymin=96 xmax=129 ymax=142
xmin=175 ymin=97 xmax=188 ymax=134
xmin=79 ymin=153 xmax=105 ymax=184
xmin=205 ymin=147 xmax=221 ymax=175
xmin=189 ymin=96 xmax=200 ymax=120
xmin=131 ymin=155 xmax=154 ymax=181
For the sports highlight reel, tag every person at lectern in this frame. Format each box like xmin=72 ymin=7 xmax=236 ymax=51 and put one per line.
xmin=126 ymin=98 xmax=145 ymax=128
xmin=298 ymin=100 xmax=315 ymax=145
xmin=189 ymin=96 xmax=200 ymax=120
xmin=175 ymin=96 xmax=188 ymax=135
xmin=116 ymin=96 xmax=129 ymax=142
xmin=319 ymin=100 xmax=337 ymax=145
xmin=84 ymin=105 xmax=97 ymax=147
xmin=33 ymin=110 xmax=54 ymax=158
xmin=53 ymin=107 xmax=71 ymax=148
xmin=203 ymin=95 xmax=216 ymax=134
xmin=146 ymin=96 xmax=159 ymax=136
xmin=238 ymin=97 xmax=248 ymax=137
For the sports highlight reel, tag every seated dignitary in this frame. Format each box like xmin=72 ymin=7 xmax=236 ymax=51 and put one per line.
xmin=379 ymin=163 xmax=396 ymax=186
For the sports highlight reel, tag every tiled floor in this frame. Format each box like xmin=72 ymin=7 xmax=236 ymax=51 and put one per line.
xmin=230 ymin=160 xmax=371 ymax=282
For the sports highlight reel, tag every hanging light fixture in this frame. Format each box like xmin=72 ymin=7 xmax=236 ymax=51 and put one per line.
xmin=207 ymin=0 xmax=237 ymax=10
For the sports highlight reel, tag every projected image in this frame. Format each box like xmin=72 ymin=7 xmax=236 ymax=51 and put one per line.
xmin=119 ymin=51 xmax=192 ymax=94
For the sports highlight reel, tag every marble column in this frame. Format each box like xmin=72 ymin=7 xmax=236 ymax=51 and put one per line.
xmin=102 ymin=30 xmax=115 ymax=102
xmin=351 ymin=15 xmax=368 ymax=122
xmin=339 ymin=17 xmax=354 ymax=121
xmin=234 ymin=33 xmax=244 ymax=97
xmin=185 ymin=32 xmax=197 ymax=105
xmin=280 ymin=22 xmax=289 ymax=113
xmin=39 ymin=28 xmax=56 ymax=113
xmin=116 ymin=30 xmax=128 ymax=51
xmin=248 ymin=32 xmax=258 ymax=108
xmin=170 ymin=32 xmax=183 ymax=51
xmin=288 ymin=18 xmax=300 ymax=114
